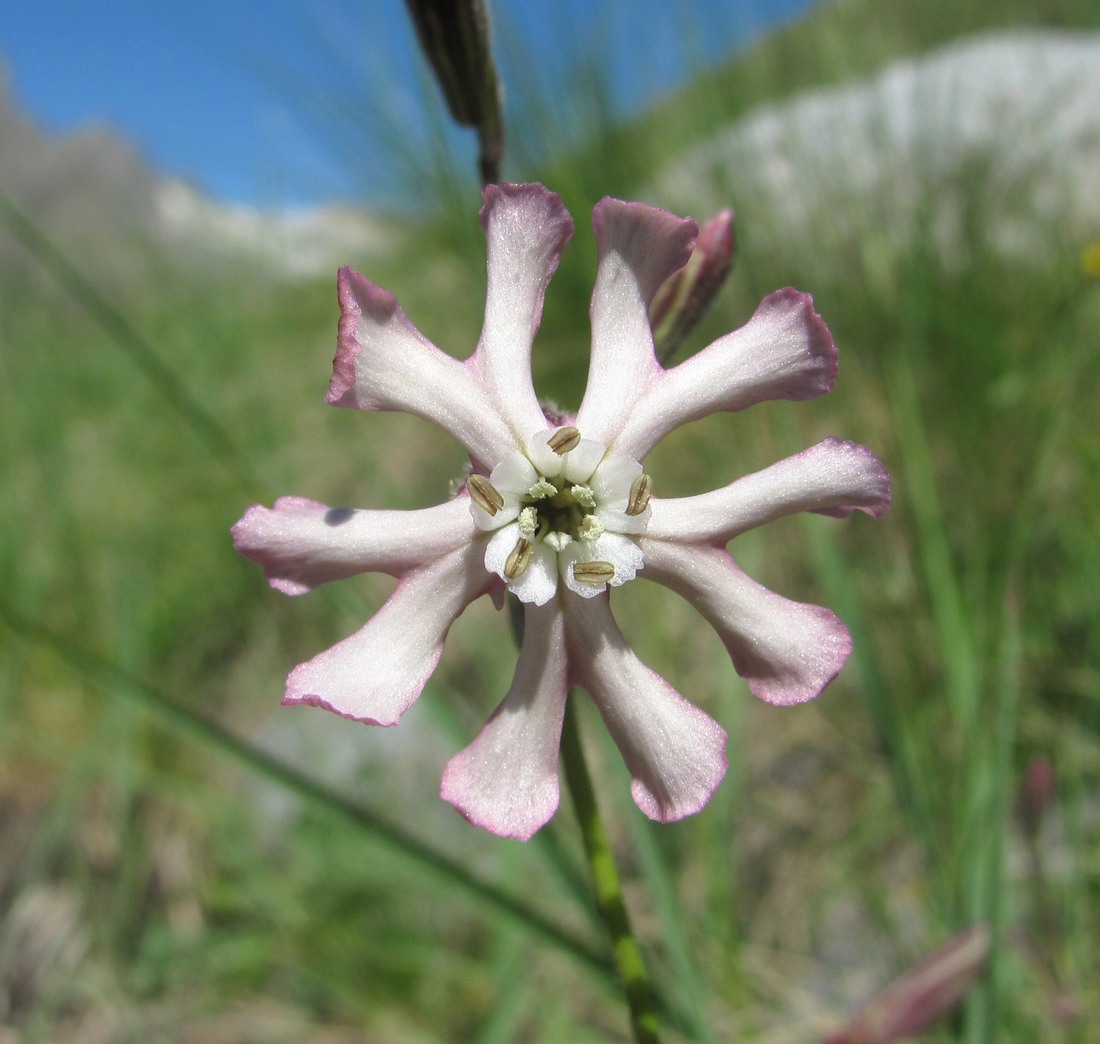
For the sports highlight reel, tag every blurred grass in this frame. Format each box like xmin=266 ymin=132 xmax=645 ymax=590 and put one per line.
xmin=3 ymin=0 xmax=1100 ymax=1040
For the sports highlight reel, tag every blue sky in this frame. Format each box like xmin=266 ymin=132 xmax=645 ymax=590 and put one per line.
xmin=0 ymin=0 xmax=815 ymax=208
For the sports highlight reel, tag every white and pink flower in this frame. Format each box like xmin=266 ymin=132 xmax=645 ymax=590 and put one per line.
xmin=233 ymin=183 xmax=890 ymax=840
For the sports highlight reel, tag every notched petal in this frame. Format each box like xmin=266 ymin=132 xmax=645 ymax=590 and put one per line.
xmin=330 ymin=267 xmax=512 ymax=469
xmin=441 ymin=600 xmax=569 ymax=840
xmin=283 ymin=544 xmax=490 ymax=726
xmin=232 ymin=495 xmax=475 ymax=593
xmin=647 ymin=437 xmax=892 ymax=543
xmin=641 ymin=540 xmax=852 ymax=705
xmin=575 ymin=199 xmax=699 ymax=447
xmin=475 ymin=183 xmax=574 ymax=441
xmin=805 ymin=438 xmax=892 ymax=519
xmin=613 ymin=287 xmax=840 ymax=459
xmin=565 ymin=594 xmax=728 ymax=823
xmin=591 ymin=197 xmax=699 ymax=304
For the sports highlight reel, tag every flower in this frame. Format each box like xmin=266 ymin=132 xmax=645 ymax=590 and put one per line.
xmin=233 ymin=183 xmax=890 ymax=840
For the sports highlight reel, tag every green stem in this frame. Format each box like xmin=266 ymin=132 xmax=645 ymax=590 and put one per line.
xmin=560 ymin=697 xmax=661 ymax=1044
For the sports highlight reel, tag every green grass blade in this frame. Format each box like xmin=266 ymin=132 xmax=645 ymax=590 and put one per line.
xmin=0 ymin=188 xmax=261 ymax=498
xmin=0 ymin=601 xmax=613 ymax=984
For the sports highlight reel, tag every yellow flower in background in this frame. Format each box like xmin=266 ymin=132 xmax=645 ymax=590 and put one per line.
xmin=1081 ymin=242 xmax=1100 ymax=279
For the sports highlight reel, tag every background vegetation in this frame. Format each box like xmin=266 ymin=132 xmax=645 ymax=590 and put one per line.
xmin=2 ymin=0 xmax=1097 ymax=1039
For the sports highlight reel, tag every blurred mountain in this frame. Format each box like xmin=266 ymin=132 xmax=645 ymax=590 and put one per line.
xmin=0 ymin=67 xmax=157 ymax=280
xmin=153 ymin=179 xmax=387 ymax=281
xmin=0 ymin=66 xmax=384 ymax=290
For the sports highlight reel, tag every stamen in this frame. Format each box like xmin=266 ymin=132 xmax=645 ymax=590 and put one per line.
xmin=547 ymin=426 xmax=582 ymax=455
xmin=572 ymin=560 xmax=615 ymax=584
xmin=468 ymin=475 xmax=505 ymax=515
xmin=504 ymin=538 xmax=534 ymax=580
xmin=626 ymin=473 xmax=653 ymax=516
xmin=528 ymin=479 xmax=557 ymax=500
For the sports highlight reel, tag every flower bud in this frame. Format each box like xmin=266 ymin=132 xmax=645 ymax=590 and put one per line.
xmin=404 ymin=0 xmax=504 ymax=183
xmin=649 ymin=208 xmax=735 ymax=362
xmin=825 ymin=924 xmax=990 ymax=1044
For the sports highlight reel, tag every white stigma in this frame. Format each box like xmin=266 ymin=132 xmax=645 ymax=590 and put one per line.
xmin=518 ymin=506 xmax=538 ymax=537
xmin=544 ymin=531 xmax=572 ymax=552
xmin=578 ymin=515 xmax=604 ymax=541
xmin=572 ymin=484 xmax=596 ymax=509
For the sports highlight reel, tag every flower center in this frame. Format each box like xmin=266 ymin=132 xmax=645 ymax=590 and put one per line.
xmin=468 ymin=425 xmax=652 ymax=603
xmin=517 ymin=476 xmax=602 ymax=549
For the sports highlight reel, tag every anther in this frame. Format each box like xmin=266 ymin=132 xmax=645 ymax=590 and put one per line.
xmin=547 ymin=426 xmax=582 ymax=455
xmin=504 ymin=538 xmax=534 ymax=580
xmin=572 ymin=560 xmax=615 ymax=585
xmin=468 ymin=475 xmax=505 ymax=515
xmin=626 ymin=473 xmax=652 ymax=516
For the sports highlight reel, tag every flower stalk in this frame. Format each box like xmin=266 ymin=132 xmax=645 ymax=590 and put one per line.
xmin=561 ymin=697 xmax=661 ymax=1044
xmin=404 ymin=0 xmax=504 ymax=184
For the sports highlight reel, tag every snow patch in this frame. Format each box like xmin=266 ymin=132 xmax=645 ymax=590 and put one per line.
xmin=155 ymin=179 xmax=388 ymax=279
